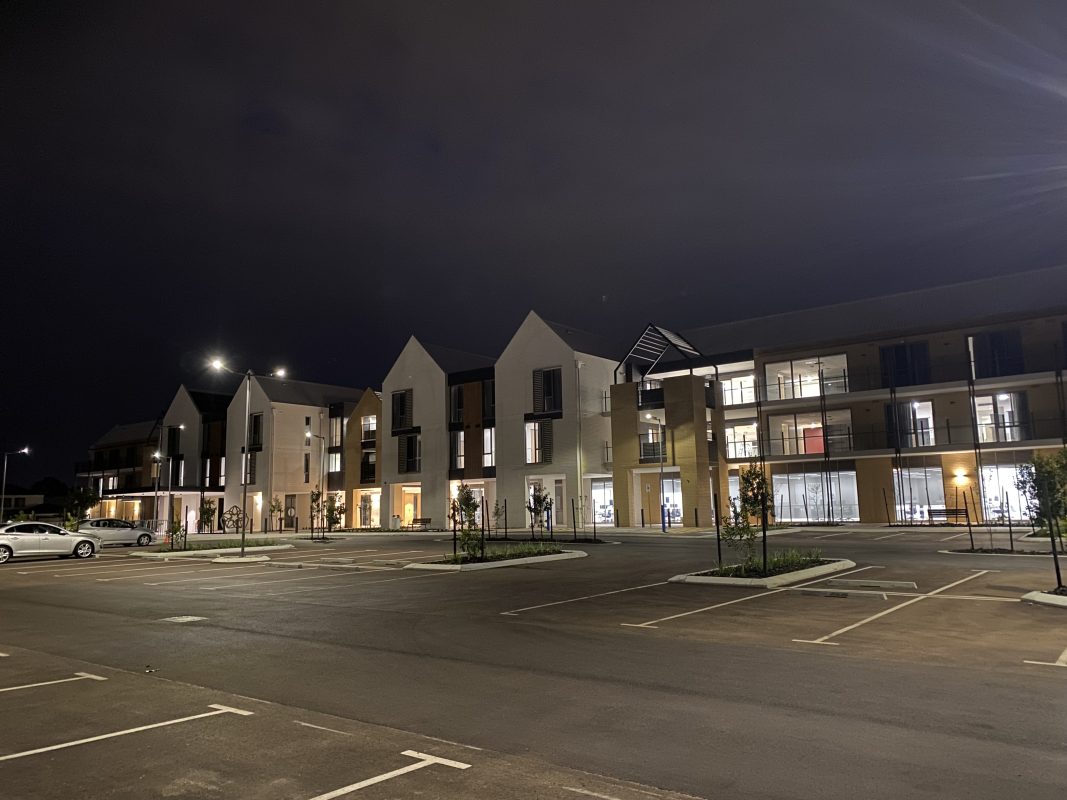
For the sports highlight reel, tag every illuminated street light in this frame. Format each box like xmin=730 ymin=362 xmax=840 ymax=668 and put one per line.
xmin=209 ymin=358 xmax=287 ymax=556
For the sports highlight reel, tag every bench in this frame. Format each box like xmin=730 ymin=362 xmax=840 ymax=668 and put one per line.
xmin=927 ymin=508 xmax=968 ymax=524
xmin=406 ymin=517 xmax=432 ymax=531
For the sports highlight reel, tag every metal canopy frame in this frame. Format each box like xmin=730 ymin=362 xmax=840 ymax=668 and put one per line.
xmin=615 ymin=323 xmax=703 ymax=382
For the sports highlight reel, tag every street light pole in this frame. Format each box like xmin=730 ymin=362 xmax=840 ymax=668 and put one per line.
xmin=1 ymin=447 xmax=31 ymax=523
xmin=307 ymin=431 xmax=325 ymax=537
xmin=210 ymin=359 xmax=286 ymax=559
xmin=646 ymin=414 xmax=667 ymax=532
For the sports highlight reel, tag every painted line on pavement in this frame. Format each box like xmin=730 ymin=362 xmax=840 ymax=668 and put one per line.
xmin=502 ymin=582 xmax=669 ymax=615
xmin=199 ymin=551 xmax=426 ymax=589
xmin=873 ymin=531 xmax=913 ymax=541
xmin=939 ymin=531 xmax=972 ymax=541
xmin=295 ymin=721 xmax=352 ymax=736
xmin=813 ymin=531 xmax=856 ymax=539
xmin=0 ymin=652 xmax=8 ymax=658
xmin=144 ymin=564 xmax=279 ymax=585
xmin=792 ymin=570 xmax=991 ymax=646
xmin=49 ymin=561 xmax=196 ymax=578
xmin=562 ymin=788 xmax=627 ymax=800
xmin=1024 ymin=646 xmax=1067 ymax=669
xmin=0 ymin=673 xmax=107 ymax=694
xmin=222 ymin=571 xmax=450 ymax=599
xmin=306 ymin=750 xmax=471 ymax=800
xmin=13 ymin=556 xmax=130 ymax=574
xmin=621 ymin=565 xmax=881 ymax=628
xmin=0 ymin=704 xmax=253 ymax=762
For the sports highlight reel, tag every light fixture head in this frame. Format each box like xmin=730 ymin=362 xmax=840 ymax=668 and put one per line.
xmin=178 ymin=424 xmax=186 ymax=430
xmin=153 ymin=451 xmax=162 ymax=459
xmin=20 ymin=446 xmax=30 ymax=454
xmin=274 ymin=368 xmax=287 ymax=378
xmin=209 ymin=358 xmax=224 ymax=371
xmin=645 ymin=413 xmax=652 ymax=420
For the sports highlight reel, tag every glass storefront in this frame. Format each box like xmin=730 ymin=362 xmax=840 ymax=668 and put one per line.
xmin=356 ymin=489 xmax=381 ymax=528
xmin=892 ymin=465 xmax=945 ymax=522
xmin=771 ymin=462 xmax=859 ymax=522
xmin=980 ymin=462 xmax=1028 ymax=522
xmin=590 ymin=478 xmax=614 ymax=524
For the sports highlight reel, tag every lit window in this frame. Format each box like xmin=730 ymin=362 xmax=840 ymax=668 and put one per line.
xmin=525 ymin=422 xmax=541 ymax=464
xmin=451 ymin=431 xmax=465 ymax=469
xmin=329 ymin=452 xmax=341 ymax=473
xmin=483 ymin=427 xmax=495 ymax=467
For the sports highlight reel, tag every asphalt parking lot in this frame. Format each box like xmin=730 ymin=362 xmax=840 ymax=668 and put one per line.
xmin=2 ymin=528 xmax=1066 ymax=799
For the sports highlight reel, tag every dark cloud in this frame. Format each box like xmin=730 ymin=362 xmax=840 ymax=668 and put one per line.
xmin=3 ymin=1 xmax=1067 ymax=481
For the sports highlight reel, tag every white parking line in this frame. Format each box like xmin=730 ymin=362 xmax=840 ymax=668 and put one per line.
xmin=0 ymin=704 xmax=253 ymax=762
xmin=873 ymin=531 xmax=913 ymax=541
xmin=1024 ymin=646 xmax=1067 ymax=669
xmin=501 ymin=582 xmax=670 ymax=615
xmin=0 ymin=672 xmax=107 ymax=694
xmin=228 ymin=571 xmax=450 ymax=598
xmin=792 ymin=570 xmax=991 ymax=646
xmin=621 ymin=566 xmax=881 ymax=628
xmin=47 ymin=561 xmax=189 ymax=578
xmin=813 ymin=531 xmax=855 ymax=539
xmin=200 ymin=552 xmax=427 ymax=590
xmin=144 ymin=564 xmax=282 ymax=586
xmin=13 ymin=555 xmax=130 ymax=573
xmin=306 ymin=750 xmax=470 ymax=800
xmin=295 ymin=721 xmax=352 ymax=736
xmin=939 ymin=531 xmax=972 ymax=542
xmin=0 ymin=652 xmax=8 ymax=658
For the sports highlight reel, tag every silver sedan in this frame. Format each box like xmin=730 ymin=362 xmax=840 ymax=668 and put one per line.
xmin=0 ymin=522 xmax=101 ymax=564
xmin=78 ymin=518 xmax=159 ymax=547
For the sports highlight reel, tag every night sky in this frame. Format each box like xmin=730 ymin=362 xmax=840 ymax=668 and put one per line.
xmin=3 ymin=1 xmax=1067 ymax=484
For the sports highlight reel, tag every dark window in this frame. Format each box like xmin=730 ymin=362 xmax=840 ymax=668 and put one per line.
xmin=245 ymin=452 xmax=256 ymax=484
xmin=398 ymin=433 xmax=421 ymax=473
xmin=879 ymin=342 xmax=930 ymax=388
xmin=533 ymin=368 xmax=563 ymax=413
xmin=482 ymin=379 xmax=495 ymax=418
xmin=249 ymin=413 xmax=263 ymax=447
xmin=969 ymin=329 xmax=1024 ymax=379
xmin=391 ymin=389 xmax=413 ymax=430
xmin=303 ymin=453 xmax=310 ymax=484
xmin=449 ymin=385 xmax=464 ymax=424
xmin=166 ymin=426 xmax=181 ymax=457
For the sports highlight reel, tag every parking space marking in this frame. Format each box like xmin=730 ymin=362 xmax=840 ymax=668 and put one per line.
xmin=939 ymin=531 xmax=972 ymax=541
xmin=813 ymin=531 xmax=855 ymax=539
xmin=295 ymin=720 xmax=352 ymax=736
xmin=145 ymin=566 xmax=279 ymax=585
xmin=0 ymin=652 xmax=8 ymax=658
xmin=501 ymin=581 xmax=670 ymax=615
xmin=306 ymin=749 xmax=471 ymax=799
xmin=0 ymin=672 xmax=107 ymax=694
xmin=199 ymin=551 xmax=429 ymax=590
xmin=621 ymin=565 xmax=880 ymax=628
xmin=0 ymin=703 xmax=253 ymax=762
xmin=1023 ymin=646 xmax=1067 ymax=669
xmin=792 ymin=570 xmax=991 ymax=646
xmin=221 ymin=571 xmax=450 ymax=599
xmin=873 ymin=531 xmax=913 ymax=541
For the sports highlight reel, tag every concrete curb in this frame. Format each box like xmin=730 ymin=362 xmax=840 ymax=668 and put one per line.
xmin=212 ymin=554 xmax=272 ymax=563
xmin=404 ymin=550 xmax=587 ymax=572
xmin=129 ymin=544 xmax=295 ymax=559
xmin=1022 ymin=590 xmax=1067 ymax=608
xmin=668 ymin=558 xmax=857 ymax=588
xmin=937 ymin=549 xmax=1051 ymax=558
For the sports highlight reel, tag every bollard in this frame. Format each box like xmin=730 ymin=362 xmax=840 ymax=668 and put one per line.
xmin=640 ymin=508 xmax=645 ymax=528
xmin=571 ymin=498 xmax=577 ymax=541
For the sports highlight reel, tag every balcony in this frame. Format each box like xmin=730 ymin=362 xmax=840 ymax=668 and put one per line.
xmin=638 ymin=435 xmax=666 ymax=464
xmin=637 ymin=381 xmax=664 ymax=409
xmin=360 ymin=462 xmax=376 ymax=483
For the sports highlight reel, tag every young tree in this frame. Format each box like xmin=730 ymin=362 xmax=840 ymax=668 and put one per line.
xmin=310 ymin=489 xmax=324 ymax=536
xmin=269 ymin=495 xmax=283 ymax=531
xmin=720 ymin=498 xmax=758 ymax=566
xmin=65 ymin=487 xmax=99 ymax=522
xmin=455 ymin=483 xmax=481 ymax=561
xmin=1016 ymin=451 xmax=1066 ymax=588
xmin=325 ymin=494 xmax=346 ymax=532
xmin=739 ymin=461 xmax=770 ymax=571
xmin=198 ymin=498 xmax=217 ymax=533
xmin=526 ymin=484 xmax=551 ymax=538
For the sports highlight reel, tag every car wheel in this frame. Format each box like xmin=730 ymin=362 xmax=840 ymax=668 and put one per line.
xmin=0 ymin=545 xmax=12 ymax=564
xmin=73 ymin=541 xmax=95 ymax=559
xmin=137 ymin=534 xmax=152 ymax=547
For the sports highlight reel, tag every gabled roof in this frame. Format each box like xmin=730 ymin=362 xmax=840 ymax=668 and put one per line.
xmin=187 ymin=390 xmax=231 ymax=418
xmin=543 ymin=318 xmax=626 ymax=360
xmin=682 ymin=263 xmax=1067 ymax=356
xmin=91 ymin=420 xmax=159 ymax=449
xmin=255 ymin=376 xmax=363 ymax=407
xmin=421 ymin=342 xmax=496 ymax=375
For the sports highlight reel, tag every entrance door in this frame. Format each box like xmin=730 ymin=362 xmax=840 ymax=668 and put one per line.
xmin=284 ymin=494 xmax=297 ymax=529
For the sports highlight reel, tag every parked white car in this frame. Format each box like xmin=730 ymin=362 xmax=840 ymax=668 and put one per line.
xmin=0 ymin=522 xmax=101 ymax=563
xmin=77 ymin=518 xmax=159 ymax=547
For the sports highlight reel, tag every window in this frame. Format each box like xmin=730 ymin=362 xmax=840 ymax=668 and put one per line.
xmin=482 ymin=379 xmax=495 ymax=418
xmin=969 ymin=329 xmax=1024 ymax=379
xmin=103 ymin=476 xmax=118 ymax=491
xmin=590 ymin=479 xmax=614 ymax=523
xmin=449 ymin=385 xmax=464 ymax=424
xmin=204 ymin=458 xmax=211 ymax=485
xmin=305 ymin=416 xmax=311 ymax=426
xmin=398 ymin=433 xmax=421 ymax=473
xmin=974 ymin=393 xmax=1028 ymax=443
xmin=249 ymin=413 xmax=263 ymax=448
xmin=533 ymin=367 xmax=563 ymax=413
xmin=328 ymin=452 xmax=341 ymax=473
xmin=219 ymin=457 xmax=225 ymax=487
xmin=764 ymin=354 xmax=847 ymax=400
xmin=329 ymin=416 xmax=342 ymax=447
xmin=772 ymin=463 xmax=859 ymax=522
xmin=303 ymin=453 xmax=310 ymax=484
xmin=361 ymin=415 xmax=377 ymax=440
xmin=392 ymin=389 xmax=413 ymax=430
xmin=243 ymin=452 xmax=256 ymax=485
xmin=451 ymin=430 xmax=465 ymax=469
xmin=886 ymin=401 xmax=935 ymax=448
xmin=524 ymin=420 xmax=553 ymax=464
xmin=880 ymin=342 xmax=930 ymax=388
xmin=721 ymin=374 xmax=755 ymax=405
xmin=483 ymin=427 xmax=495 ymax=467
xmin=767 ymin=409 xmax=853 ymax=455
xmin=725 ymin=422 xmax=759 ymax=459
xmin=177 ymin=460 xmax=185 ymax=487
xmin=167 ymin=426 xmax=181 ymax=457
xmin=893 ymin=465 xmax=946 ymax=522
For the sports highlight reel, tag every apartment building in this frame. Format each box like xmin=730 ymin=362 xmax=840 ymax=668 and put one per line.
xmin=343 ymin=389 xmax=382 ymax=527
xmin=75 ymin=420 xmax=163 ymax=522
xmin=222 ymin=376 xmax=363 ymax=531
xmin=611 ymin=265 xmax=1067 ymax=526
xmin=495 ymin=312 xmax=618 ymax=529
xmin=159 ymin=385 xmax=230 ymax=531
xmin=380 ymin=337 xmax=495 ymax=528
